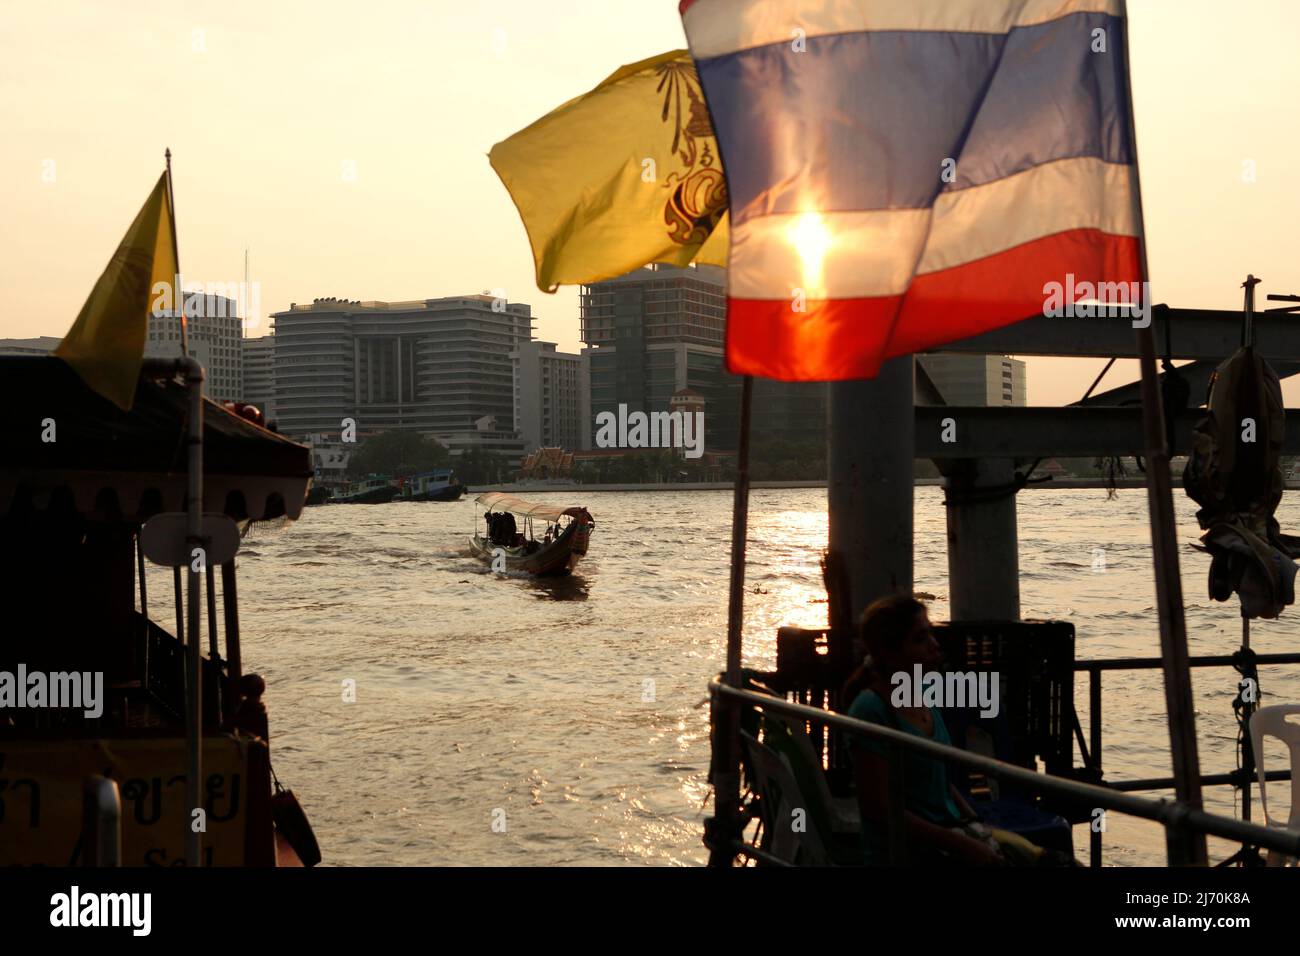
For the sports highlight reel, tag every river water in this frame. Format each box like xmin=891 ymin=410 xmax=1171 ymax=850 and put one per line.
xmin=201 ymin=488 xmax=1300 ymax=866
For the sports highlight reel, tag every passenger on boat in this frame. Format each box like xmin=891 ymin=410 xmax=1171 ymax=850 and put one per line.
xmin=845 ymin=595 xmax=1008 ymax=866
xmin=487 ymin=511 xmax=518 ymax=547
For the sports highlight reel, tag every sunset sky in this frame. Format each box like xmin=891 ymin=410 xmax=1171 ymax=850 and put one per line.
xmin=3 ymin=0 xmax=1298 ymax=405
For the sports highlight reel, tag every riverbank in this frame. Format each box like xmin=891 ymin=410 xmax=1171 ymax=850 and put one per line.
xmin=469 ymin=478 xmax=1300 ymax=494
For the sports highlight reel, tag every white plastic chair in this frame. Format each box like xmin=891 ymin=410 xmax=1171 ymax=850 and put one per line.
xmin=1250 ymin=704 xmax=1300 ymax=866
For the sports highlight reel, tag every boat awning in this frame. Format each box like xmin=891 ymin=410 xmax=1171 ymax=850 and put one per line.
xmin=0 ymin=356 xmax=312 ymax=523
xmin=475 ymin=492 xmax=588 ymax=522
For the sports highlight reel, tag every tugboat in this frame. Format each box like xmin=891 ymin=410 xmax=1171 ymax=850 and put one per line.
xmin=0 ymin=355 xmax=319 ymax=866
xmin=331 ymin=476 xmax=399 ymax=504
xmin=398 ymin=468 xmax=466 ymax=502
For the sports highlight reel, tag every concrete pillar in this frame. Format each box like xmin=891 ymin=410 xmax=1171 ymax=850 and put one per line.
xmin=828 ymin=356 xmax=915 ymax=625
xmin=943 ymin=457 xmax=1020 ymax=620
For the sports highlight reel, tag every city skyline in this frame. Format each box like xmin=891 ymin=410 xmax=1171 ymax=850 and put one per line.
xmin=3 ymin=0 xmax=1299 ymax=406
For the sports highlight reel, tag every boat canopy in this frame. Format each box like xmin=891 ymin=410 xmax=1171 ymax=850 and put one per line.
xmin=0 ymin=356 xmax=312 ymax=523
xmin=475 ymin=492 xmax=588 ymax=522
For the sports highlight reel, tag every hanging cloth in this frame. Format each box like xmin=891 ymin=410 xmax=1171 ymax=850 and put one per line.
xmin=1183 ymin=347 xmax=1300 ymax=618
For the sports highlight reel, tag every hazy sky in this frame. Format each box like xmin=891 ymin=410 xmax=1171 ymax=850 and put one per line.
xmin=3 ymin=0 xmax=1298 ymax=405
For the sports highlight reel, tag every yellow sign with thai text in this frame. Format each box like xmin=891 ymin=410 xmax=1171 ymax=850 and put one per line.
xmin=0 ymin=735 xmax=260 ymax=866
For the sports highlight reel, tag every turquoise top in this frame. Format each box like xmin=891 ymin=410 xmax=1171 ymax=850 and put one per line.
xmin=848 ymin=689 xmax=963 ymax=863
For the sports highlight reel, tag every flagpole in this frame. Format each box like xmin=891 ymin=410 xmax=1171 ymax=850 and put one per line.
xmin=708 ymin=373 xmax=752 ymax=865
xmin=165 ymin=148 xmax=188 ymax=357
xmin=167 ymin=147 xmax=206 ymax=868
xmin=1122 ymin=20 xmax=1208 ymax=866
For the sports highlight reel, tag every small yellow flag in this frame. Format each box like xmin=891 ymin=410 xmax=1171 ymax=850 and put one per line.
xmin=55 ymin=171 xmax=178 ymax=410
xmin=490 ymin=50 xmax=728 ymax=293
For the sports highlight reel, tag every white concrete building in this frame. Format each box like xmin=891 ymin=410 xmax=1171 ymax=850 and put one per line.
xmin=511 ymin=340 xmax=586 ymax=454
xmin=270 ymin=295 xmax=531 ymax=462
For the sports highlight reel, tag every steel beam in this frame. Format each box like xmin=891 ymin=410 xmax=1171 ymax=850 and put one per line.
xmin=937 ymin=306 xmax=1300 ymax=361
xmin=917 ymin=405 xmax=1300 ymax=459
xmin=1077 ymin=359 xmax=1300 ymax=408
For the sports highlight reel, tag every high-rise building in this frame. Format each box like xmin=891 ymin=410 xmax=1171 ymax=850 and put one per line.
xmin=241 ymin=334 xmax=276 ymax=421
xmin=146 ymin=292 xmax=243 ymax=402
xmin=511 ymin=340 xmax=585 ymax=454
xmin=270 ymin=295 xmax=531 ymax=461
xmin=581 ymin=264 xmax=734 ymax=450
xmin=919 ymin=354 xmax=1027 ymax=407
xmin=580 ymin=264 xmax=827 ymax=451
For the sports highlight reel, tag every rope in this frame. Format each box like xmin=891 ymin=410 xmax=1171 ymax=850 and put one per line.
xmin=942 ymin=466 xmax=1052 ymax=507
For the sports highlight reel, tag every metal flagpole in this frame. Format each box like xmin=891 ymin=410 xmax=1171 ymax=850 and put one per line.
xmin=168 ymin=149 xmax=206 ymax=867
xmin=166 ymin=149 xmax=188 ymax=359
xmin=1122 ymin=23 xmax=1208 ymax=865
xmin=708 ymin=374 xmax=752 ymax=865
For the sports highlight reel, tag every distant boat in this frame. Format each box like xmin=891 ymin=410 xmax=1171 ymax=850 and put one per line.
xmin=398 ymin=468 xmax=466 ymax=502
xmin=469 ymin=492 xmax=594 ymax=576
xmin=332 ymin=477 xmax=399 ymax=504
xmin=305 ymin=484 xmax=333 ymax=506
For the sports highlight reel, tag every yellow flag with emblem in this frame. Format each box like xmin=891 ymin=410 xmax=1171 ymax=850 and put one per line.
xmin=55 ymin=170 xmax=178 ymax=410
xmin=490 ymin=50 xmax=728 ymax=293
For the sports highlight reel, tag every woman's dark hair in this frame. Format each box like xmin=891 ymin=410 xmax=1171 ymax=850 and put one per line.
xmin=840 ymin=594 xmax=927 ymax=708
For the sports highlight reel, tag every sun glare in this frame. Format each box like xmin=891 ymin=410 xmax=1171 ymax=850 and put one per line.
xmin=788 ymin=211 xmax=833 ymax=296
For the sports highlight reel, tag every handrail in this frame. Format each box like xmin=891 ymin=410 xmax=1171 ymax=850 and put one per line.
xmin=1076 ymin=652 xmax=1300 ymax=671
xmin=711 ymin=680 xmax=1300 ymax=860
xmin=1074 ymin=648 xmax=1297 ymax=863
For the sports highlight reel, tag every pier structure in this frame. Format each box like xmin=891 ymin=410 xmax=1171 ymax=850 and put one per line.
xmin=833 ymin=305 xmax=1300 ymax=628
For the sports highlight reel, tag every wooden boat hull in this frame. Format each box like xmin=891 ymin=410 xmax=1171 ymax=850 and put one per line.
xmin=469 ymin=520 xmax=592 ymax=576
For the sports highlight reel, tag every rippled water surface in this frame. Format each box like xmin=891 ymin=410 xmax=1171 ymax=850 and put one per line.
xmin=186 ymin=489 xmax=1300 ymax=866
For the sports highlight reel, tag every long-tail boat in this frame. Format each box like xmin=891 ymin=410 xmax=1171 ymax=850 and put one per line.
xmin=469 ymin=492 xmax=593 ymax=576
xmin=0 ymin=355 xmax=318 ymax=866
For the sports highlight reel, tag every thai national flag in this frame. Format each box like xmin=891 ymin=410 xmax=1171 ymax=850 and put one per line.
xmin=680 ymin=0 xmax=1145 ymax=380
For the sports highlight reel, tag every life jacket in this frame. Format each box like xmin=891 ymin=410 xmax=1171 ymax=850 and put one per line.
xmin=1183 ymin=346 xmax=1299 ymax=618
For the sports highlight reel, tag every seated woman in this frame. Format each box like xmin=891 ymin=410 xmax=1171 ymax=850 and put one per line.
xmin=845 ymin=595 xmax=1011 ymax=866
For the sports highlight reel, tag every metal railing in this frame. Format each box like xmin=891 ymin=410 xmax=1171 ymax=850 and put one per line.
xmin=710 ymin=680 xmax=1300 ymax=867
xmin=1076 ymin=650 xmax=1300 ymax=865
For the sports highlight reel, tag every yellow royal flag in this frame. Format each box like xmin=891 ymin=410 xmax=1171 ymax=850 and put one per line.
xmin=55 ymin=170 xmax=178 ymax=410
xmin=490 ymin=50 xmax=729 ymax=293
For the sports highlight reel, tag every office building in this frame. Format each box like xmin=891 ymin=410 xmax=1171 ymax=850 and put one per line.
xmin=0 ymin=336 xmax=61 ymax=355
xmin=511 ymin=340 xmax=586 ymax=454
xmin=146 ymin=292 xmax=243 ymax=402
xmin=580 ymin=264 xmax=827 ymax=451
xmin=919 ymin=354 xmax=1027 ymax=407
xmin=241 ymin=334 xmax=276 ymax=422
xmin=270 ymin=295 xmax=531 ymax=461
